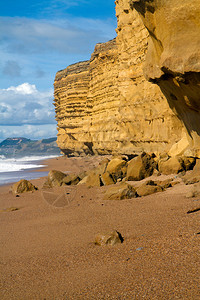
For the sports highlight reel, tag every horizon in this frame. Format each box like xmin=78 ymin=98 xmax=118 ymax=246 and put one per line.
xmin=0 ymin=136 xmax=57 ymax=143
xmin=0 ymin=1 xmax=117 ymax=141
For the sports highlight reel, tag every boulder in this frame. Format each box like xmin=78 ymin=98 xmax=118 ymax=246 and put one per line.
xmin=126 ymin=153 xmax=155 ymax=181
xmin=158 ymin=156 xmax=184 ymax=175
xmin=12 ymin=179 xmax=38 ymax=194
xmin=182 ymin=157 xmax=196 ymax=171
xmin=95 ymin=230 xmax=124 ymax=246
xmin=106 ymin=158 xmax=127 ymax=182
xmin=186 ymin=183 xmax=200 ymax=198
xmin=158 ymin=152 xmax=169 ymax=162
xmin=78 ymin=159 xmax=110 ymax=187
xmin=100 ymin=172 xmax=115 ymax=186
xmin=47 ymin=170 xmax=67 ymax=187
xmin=183 ymin=159 xmax=200 ymax=185
xmin=78 ymin=170 xmax=101 ymax=187
xmin=156 ymin=179 xmax=177 ymax=189
xmin=136 ymin=180 xmax=162 ymax=197
xmin=96 ymin=158 xmax=110 ymax=174
xmin=62 ymin=173 xmax=81 ymax=185
xmin=103 ymin=183 xmax=138 ymax=200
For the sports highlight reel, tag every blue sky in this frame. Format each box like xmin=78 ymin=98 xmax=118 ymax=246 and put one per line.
xmin=0 ymin=0 xmax=116 ymax=141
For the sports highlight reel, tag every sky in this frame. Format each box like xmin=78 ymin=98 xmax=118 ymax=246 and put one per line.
xmin=0 ymin=0 xmax=117 ymax=141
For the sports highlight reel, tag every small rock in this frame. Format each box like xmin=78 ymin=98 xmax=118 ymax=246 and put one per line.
xmin=136 ymin=247 xmax=143 ymax=251
xmin=104 ymin=183 xmax=138 ymax=200
xmin=12 ymin=180 xmax=38 ymax=194
xmin=95 ymin=230 xmax=124 ymax=246
xmin=1 ymin=207 xmax=19 ymax=212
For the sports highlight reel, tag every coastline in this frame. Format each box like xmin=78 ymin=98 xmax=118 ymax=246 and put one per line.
xmin=0 ymin=155 xmax=60 ymax=189
xmin=0 ymin=155 xmax=199 ymax=299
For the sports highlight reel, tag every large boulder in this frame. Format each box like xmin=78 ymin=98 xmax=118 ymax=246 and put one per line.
xmin=78 ymin=158 xmax=110 ymax=187
xmin=126 ymin=153 xmax=155 ymax=181
xmin=78 ymin=170 xmax=102 ymax=187
xmin=100 ymin=172 xmax=115 ymax=186
xmin=95 ymin=230 xmax=124 ymax=246
xmin=183 ymin=159 xmax=200 ymax=185
xmin=12 ymin=179 xmax=38 ymax=194
xmin=103 ymin=183 xmax=138 ymax=200
xmin=62 ymin=173 xmax=83 ymax=185
xmin=47 ymin=170 xmax=67 ymax=187
xmin=158 ymin=156 xmax=184 ymax=175
xmin=136 ymin=180 xmax=163 ymax=197
xmin=96 ymin=158 xmax=110 ymax=174
xmin=106 ymin=157 xmax=127 ymax=182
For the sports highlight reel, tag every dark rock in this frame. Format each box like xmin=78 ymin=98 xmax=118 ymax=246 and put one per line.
xmin=126 ymin=153 xmax=156 ymax=181
xmin=183 ymin=159 xmax=200 ymax=184
xmin=62 ymin=173 xmax=80 ymax=185
xmin=106 ymin=158 xmax=127 ymax=182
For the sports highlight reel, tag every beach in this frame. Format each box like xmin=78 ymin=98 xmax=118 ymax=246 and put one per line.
xmin=0 ymin=156 xmax=199 ymax=299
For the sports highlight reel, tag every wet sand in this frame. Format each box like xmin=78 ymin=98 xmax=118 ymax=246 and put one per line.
xmin=0 ymin=156 xmax=199 ymax=299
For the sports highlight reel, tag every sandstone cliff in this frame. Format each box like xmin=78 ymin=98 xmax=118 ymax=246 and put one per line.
xmin=131 ymin=0 xmax=200 ymax=157
xmin=54 ymin=0 xmax=199 ymax=157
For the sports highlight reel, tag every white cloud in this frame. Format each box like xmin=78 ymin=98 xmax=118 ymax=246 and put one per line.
xmin=6 ymin=83 xmax=37 ymax=95
xmin=0 ymin=83 xmax=55 ymax=126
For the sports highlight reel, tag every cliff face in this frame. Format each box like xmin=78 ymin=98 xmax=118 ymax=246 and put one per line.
xmin=131 ymin=0 xmax=200 ymax=157
xmin=54 ymin=0 xmax=199 ymax=157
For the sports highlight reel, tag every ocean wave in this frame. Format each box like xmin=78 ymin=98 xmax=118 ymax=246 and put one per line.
xmin=0 ymin=155 xmax=59 ymax=173
xmin=0 ymin=155 xmax=59 ymax=162
xmin=0 ymin=162 xmax=45 ymax=173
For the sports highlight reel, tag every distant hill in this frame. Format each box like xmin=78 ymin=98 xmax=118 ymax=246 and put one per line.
xmin=0 ymin=137 xmax=60 ymax=158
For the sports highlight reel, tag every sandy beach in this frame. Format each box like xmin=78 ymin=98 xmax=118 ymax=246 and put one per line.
xmin=0 ymin=156 xmax=199 ymax=299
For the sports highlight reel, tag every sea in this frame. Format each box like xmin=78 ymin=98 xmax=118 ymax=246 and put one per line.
xmin=0 ymin=155 xmax=59 ymax=186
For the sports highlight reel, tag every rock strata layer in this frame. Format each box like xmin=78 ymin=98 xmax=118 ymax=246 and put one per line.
xmin=54 ymin=0 xmax=199 ymax=157
xmin=131 ymin=0 xmax=200 ymax=157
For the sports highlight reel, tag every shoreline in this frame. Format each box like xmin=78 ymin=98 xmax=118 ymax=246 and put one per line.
xmin=0 ymin=154 xmax=104 ymax=192
xmin=0 ymin=155 xmax=61 ymax=189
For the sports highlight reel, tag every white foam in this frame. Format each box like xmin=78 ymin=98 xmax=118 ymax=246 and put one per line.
xmin=0 ymin=155 xmax=59 ymax=173
xmin=0 ymin=161 xmax=44 ymax=173
xmin=2 ymin=155 xmax=58 ymax=163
